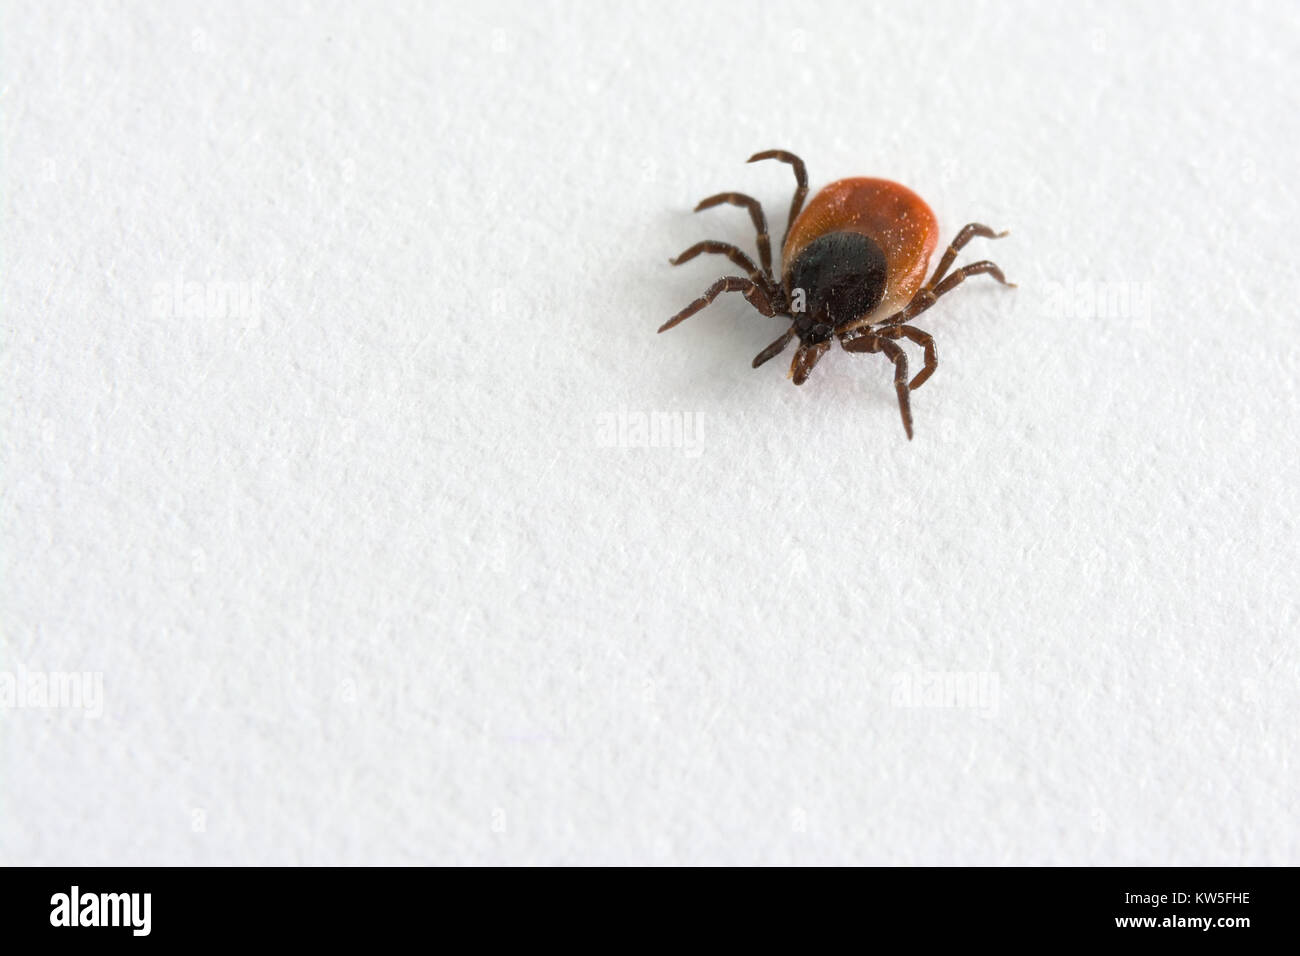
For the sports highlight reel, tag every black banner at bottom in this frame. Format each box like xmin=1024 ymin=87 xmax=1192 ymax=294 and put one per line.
xmin=0 ymin=866 xmax=1291 ymax=945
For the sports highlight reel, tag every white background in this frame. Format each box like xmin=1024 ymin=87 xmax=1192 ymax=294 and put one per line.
xmin=4 ymin=0 xmax=1297 ymax=865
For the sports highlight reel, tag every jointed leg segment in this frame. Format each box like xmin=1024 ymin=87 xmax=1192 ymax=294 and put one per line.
xmin=877 ymin=325 xmax=938 ymax=390
xmin=748 ymin=149 xmax=808 ymax=250
xmin=929 ymin=223 xmax=1008 ymax=286
xmin=840 ymin=333 xmax=915 ymax=439
xmin=669 ymin=240 xmax=769 ymax=288
xmin=694 ymin=192 xmax=773 ymax=279
xmin=885 ymin=260 xmax=1015 ymax=328
xmin=658 ymin=276 xmax=775 ymax=333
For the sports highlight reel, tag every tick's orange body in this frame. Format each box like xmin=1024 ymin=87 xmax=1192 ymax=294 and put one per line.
xmin=783 ymin=178 xmax=940 ymax=324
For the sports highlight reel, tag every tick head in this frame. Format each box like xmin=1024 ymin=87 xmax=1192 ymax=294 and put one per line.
xmin=790 ymin=303 xmax=834 ymax=345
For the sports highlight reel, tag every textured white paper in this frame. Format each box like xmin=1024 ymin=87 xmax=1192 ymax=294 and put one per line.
xmin=3 ymin=0 xmax=1297 ymax=865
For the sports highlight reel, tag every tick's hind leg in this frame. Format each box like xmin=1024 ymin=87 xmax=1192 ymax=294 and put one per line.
xmin=929 ymin=223 xmax=1009 ymax=286
xmin=747 ymin=150 xmax=808 ymax=250
xmin=659 ymin=276 xmax=775 ymax=333
xmin=694 ymin=192 xmax=774 ymax=281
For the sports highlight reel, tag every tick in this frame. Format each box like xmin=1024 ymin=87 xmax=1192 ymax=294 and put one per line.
xmin=660 ymin=150 xmax=1015 ymax=439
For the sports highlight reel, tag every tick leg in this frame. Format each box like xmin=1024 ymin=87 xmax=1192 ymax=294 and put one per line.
xmin=670 ymin=240 xmax=772 ymax=289
xmin=880 ymin=339 xmax=915 ymax=439
xmin=838 ymin=259 xmax=1015 ymax=335
xmin=747 ymin=150 xmax=808 ymax=253
xmin=878 ymin=324 xmax=938 ymax=390
xmin=694 ymin=192 xmax=773 ymax=281
xmin=841 ymin=333 xmax=914 ymax=439
xmin=752 ymin=326 xmax=796 ymax=368
xmin=659 ymin=276 xmax=775 ymax=333
xmin=929 ymin=223 xmax=1009 ymax=287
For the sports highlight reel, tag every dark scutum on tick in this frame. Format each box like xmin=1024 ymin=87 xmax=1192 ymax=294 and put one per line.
xmin=659 ymin=149 xmax=1015 ymax=439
